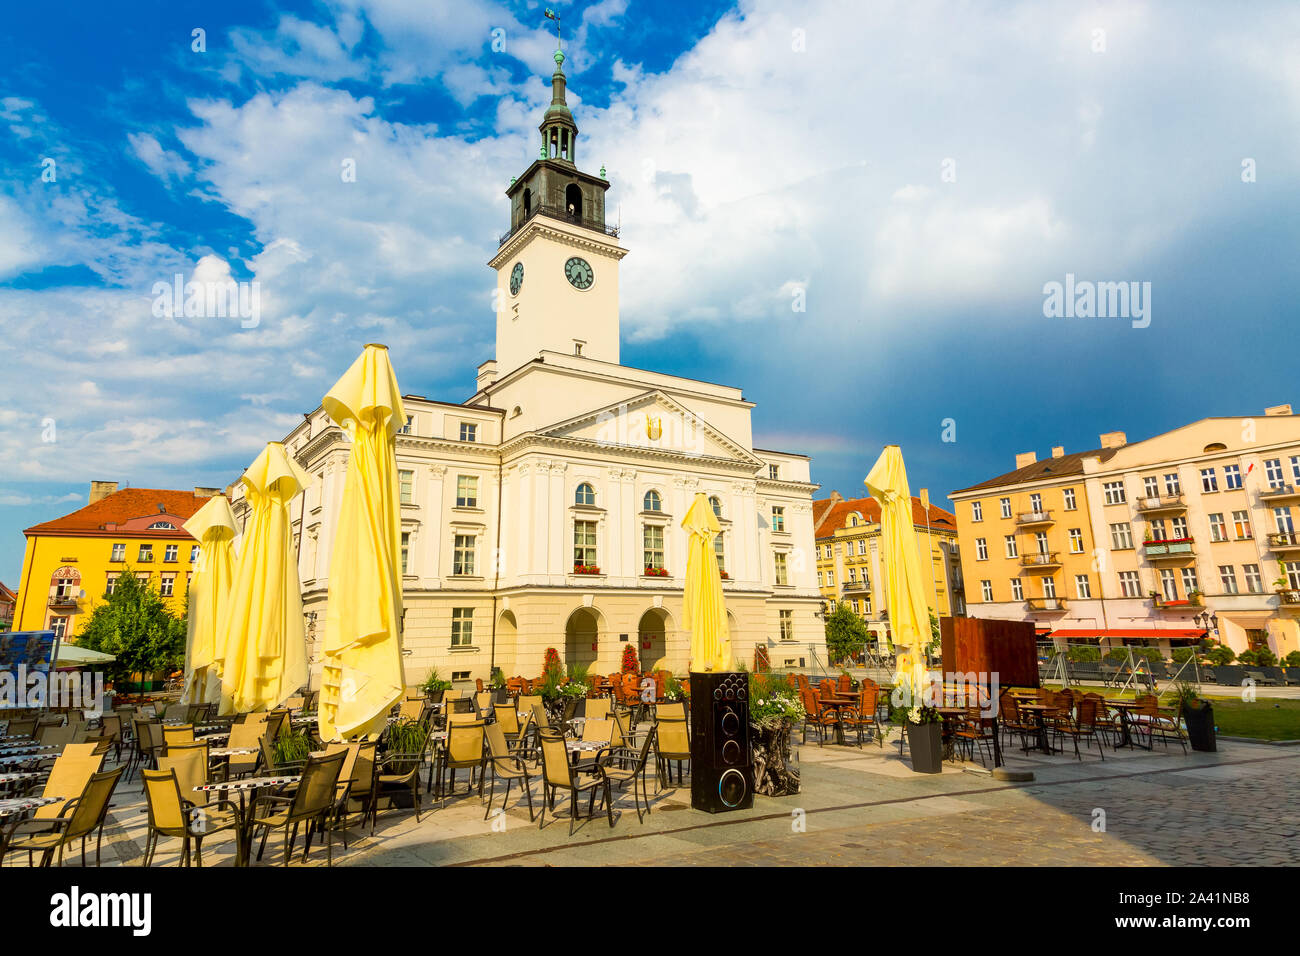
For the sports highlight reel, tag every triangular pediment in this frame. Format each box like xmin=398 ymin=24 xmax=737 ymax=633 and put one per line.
xmin=538 ymin=391 xmax=762 ymax=466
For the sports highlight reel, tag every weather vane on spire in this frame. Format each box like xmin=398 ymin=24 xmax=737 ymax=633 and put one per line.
xmin=544 ymin=8 xmax=562 ymax=51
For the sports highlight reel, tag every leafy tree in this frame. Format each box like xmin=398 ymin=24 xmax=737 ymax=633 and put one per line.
xmin=76 ymin=571 xmax=186 ymax=686
xmin=1285 ymin=651 xmax=1300 ymax=667
xmin=824 ymin=602 xmax=869 ymax=664
xmin=1205 ymin=644 xmax=1235 ymax=666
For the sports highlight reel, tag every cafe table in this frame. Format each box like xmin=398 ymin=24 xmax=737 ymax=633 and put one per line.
xmin=565 ymin=739 xmax=609 ymax=766
xmin=1017 ymin=704 xmax=1057 ymax=755
xmin=193 ymin=776 xmax=300 ymax=867
xmin=822 ymin=696 xmax=860 ymax=746
xmin=1105 ymin=699 xmax=1148 ymax=750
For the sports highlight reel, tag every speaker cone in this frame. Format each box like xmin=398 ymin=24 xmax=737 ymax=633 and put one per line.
xmin=718 ymin=769 xmax=747 ymax=807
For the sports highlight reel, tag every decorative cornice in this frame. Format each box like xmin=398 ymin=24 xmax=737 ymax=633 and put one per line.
xmin=488 ymin=218 xmax=627 ymax=269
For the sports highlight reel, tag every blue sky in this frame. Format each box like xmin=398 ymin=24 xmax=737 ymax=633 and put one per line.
xmin=0 ymin=0 xmax=1297 ymax=585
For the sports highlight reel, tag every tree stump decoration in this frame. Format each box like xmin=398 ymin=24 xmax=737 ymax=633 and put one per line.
xmin=751 ymin=717 xmax=800 ymax=796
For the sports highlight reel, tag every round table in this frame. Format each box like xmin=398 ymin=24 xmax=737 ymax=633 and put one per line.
xmin=194 ymin=776 xmax=300 ymax=867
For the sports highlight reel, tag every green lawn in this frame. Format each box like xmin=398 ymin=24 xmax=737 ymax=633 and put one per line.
xmin=1201 ymin=697 xmax=1300 ymax=741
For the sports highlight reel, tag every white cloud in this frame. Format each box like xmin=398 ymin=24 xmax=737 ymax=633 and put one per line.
xmin=127 ymin=132 xmax=192 ymax=183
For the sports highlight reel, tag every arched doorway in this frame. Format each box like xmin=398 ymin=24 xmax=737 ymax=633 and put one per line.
xmin=565 ymin=183 xmax=583 ymax=220
xmin=495 ymin=610 xmax=519 ymax=676
xmin=564 ymin=607 xmax=600 ymax=673
xmin=637 ymin=608 xmax=670 ymax=671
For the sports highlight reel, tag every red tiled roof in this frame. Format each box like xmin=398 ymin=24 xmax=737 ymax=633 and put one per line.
xmin=25 ymin=488 xmax=212 ymax=538
xmin=813 ymin=495 xmax=956 ymax=539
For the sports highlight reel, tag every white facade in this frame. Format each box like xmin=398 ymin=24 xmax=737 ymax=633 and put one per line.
xmin=230 ymin=58 xmax=824 ymax=687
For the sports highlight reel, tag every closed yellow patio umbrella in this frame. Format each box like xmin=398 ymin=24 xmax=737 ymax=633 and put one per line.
xmin=681 ymin=492 xmax=731 ymax=673
xmin=218 ymin=441 xmax=311 ymax=715
xmin=317 ymin=344 xmax=406 ymax=742
xmin=181 ymin=494 xmax=238 ymax=705
xmin=864 ymin=445 xmax=932 ymax=709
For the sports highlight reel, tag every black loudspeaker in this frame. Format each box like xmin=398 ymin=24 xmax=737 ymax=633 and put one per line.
xmin=689 ymin=671 xmax=754 ymax=813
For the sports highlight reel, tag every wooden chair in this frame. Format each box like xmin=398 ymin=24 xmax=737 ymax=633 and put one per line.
xmin=799 ymin=686 xmax=839 ymax=747
xmin=1052 ymin=696 xmax=1107 ymax=761
xmin=841 ymin=682 xmax=882 ymax=747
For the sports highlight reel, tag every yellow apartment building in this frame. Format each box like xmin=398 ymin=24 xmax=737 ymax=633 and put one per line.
xmin=949 ymin=405 xmax=1300 ymax=658
xmin=13 ymin=481 xmax=218 ymax=641
xmin=813 ymin=491 xmax=963 ymax=646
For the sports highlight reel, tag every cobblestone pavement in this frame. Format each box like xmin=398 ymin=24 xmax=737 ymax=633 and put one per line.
xmin=10 ymin=732 xmax=1295 ymax=868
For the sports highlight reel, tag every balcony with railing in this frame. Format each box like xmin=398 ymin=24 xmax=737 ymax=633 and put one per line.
xmin=1260 ymin=483 xmax=1300 ymax=503
xmin=1135 ymin=493 xmax=1187 ymax=513
xmin=1026 ymin=596 xmax=1068 ymax=612
xmin=499 ymin=203 xmax=620 ymax=247
xmin=1143 ymin=537 xmax=1196 ymax=560
xmin=1020 ymin=551 xmax=1060 ymax=571
xmin=1268 ymin=530 xmax=1300 ymax=553
xmin=47 ymin=592 xmax=81 ymax=609
xmin=1015 ymin=509 xmax=1054 ymax=527
xmin=1150 ymin=592 xmax=1204 ymax=610
xmin=1278 ymin=589 xmax=1300 ymax=607
xmin=841 ymin=578 xmax=871 ymax=594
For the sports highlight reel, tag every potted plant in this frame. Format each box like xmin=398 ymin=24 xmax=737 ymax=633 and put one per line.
xmin=573 ymin=564 xmax=601 ymax=575
xmin=382 ymin=718 xmax=429 ymax=807
xmin=419 ymin=666 xmax=452 ymax=703
xmin=748 ymin=672 xmax=802 ymax=796
xmin=904 ymin=702 xmax=944 ymax=773
xmin=620 ymin=644 xmax=639 ymax=675
xmin=643 ymin=566 xmax=669 ymax=577
xmin=1170 ymin=682 xmax=1215 ymax=752
xmin=488 ymin=667 xmax=509 ymax=703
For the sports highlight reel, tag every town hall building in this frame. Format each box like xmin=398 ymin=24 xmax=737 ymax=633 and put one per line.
xmin=235 ymin=46 xmax=825 ymax=686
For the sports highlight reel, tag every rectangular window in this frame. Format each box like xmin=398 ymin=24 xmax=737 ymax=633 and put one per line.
xmin=138 ymin=545 xmax=153 ymax=563
xmin=398 ymin=415 xmax=413 ymax=435
xmin=1160 ymin=569 xmax=1178 ymax=601
xmin=1010 ymin=578 xmax=1023 ymax=600
xmin=826 ymin=570 xmax=835 ymax=586
xmin=971 ymin=501 xmax=983 ymax=522
xmin=1223 ymin=464 xmax=1242 ymax=489
xmin=714 ymin=533 xmax=725 ymax=573
xmin=1063 ymin=488 xmax=1077 ymax=511
xmin=400 ymin=532 xmax=410 ymax=574
xmin=779 ymin=609 xmax=793 ymax=641
xmin=1003 ymin=535 xmax=1017 ymax=558
xmin=1103 ymin=481 xmax=1126 ymax=505
xmin=1074 ymin=574 xmax=1091 ymax=599
xmin=999 ymin=498 xmax=1011 ymax=519
xmin=1181 ymin=567 xmax=1199 ymax=595
xmin=1219 ymin=565 xmax=1239 ymax=595
xmin=817 ymin=571 xmax=823 ymax=587
xmin=1292 ymin=456 xmax=1300 ymax=483
xmin=1208 ymin=513 xmax=1227 ymax=542
xmin=164 ymin=544 xmax=178 ymax=563
xmin=1068 ymin=528 xmax=1083 ymax=553
xmin=1042 ymin=577 xmax=1057 ymax=599
xmin=980 ymin=580 xmax=993 ymax=602
xmin=160 ymin=575 xmax=175 ymax=597
xmin=1143 ymin=476 xmax=1159 ymax=498
xmin=452 ymin=535 xmax=476 ymax=576
xmin=1164 ymin=473 xmax=1181 ymax=495
xmin=1286 ymin=561 xmax=1300 ymax=590
xmin=1110 ymin=522 xmax=1134 ymax=550
xmin=1244 ymin=564 xmax=1262 ymax=594
xmin=975 ymin=538 xmax=988 ymax=560
xmin=451 ymin=608 xmax=473 ymax=647
xmin=1149 ymin=518 xmax=1168 ymax=541
xmin=774 ymin=552 xmax=789 ymax=586
xmin=643 ymin=525 xmax=664 ymax=571
xmin=399 ymin=469 xmax=414 ymax=504
xmin=190 ymin=545 xmax=199 ymax=563
xmin=574 ymin=520 xmax=597 ymax=568
xmin=50 ymin=618 xmax=67 ymax=640
xmin=771 ymin=506 xmax=785 ymax=533
xmin=767 ymin=464 xmax=780 ymax=480
xmin=1200 ymin=468 xmax=1218 ymax=493
xmin=863 ymin=593 xmax=872 ymax=614
xmin=1029 ymin=492 xmax=1043 ymax=514
xmin=857 ymin=540 xmax=866 ymax=555
xmin=846 ymin=566 xmax=855 ymax=583
xmin=851 ymin=600 xmax=859 ymax=614
xmin=1119 ymin=570 xmax=1141 ymax=597
xmin=110 ymin=543 xmax=126 ymax=562
xmin=1171 ymin=516 xmax=1188 ymax=539
xmin=1034 ymin=531 xmax=1049 ymax=553
xmin=1232 ymin=511 xmax=1252 ymax=539
xmin=455 ymin=475 xmax=478 ymax=508
xmin=1265 ymin=458 xmax=1284 ymax=489
xmin=1275 ymin=507 xmax=1295 ymax=534
xmin=459 ymin=423 xmax=477 ymax=443
xmin=105 ymin=573 xmax=120 ymax=596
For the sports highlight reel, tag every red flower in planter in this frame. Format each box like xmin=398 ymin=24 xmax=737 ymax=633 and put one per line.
xmin=573 ymin=564 xmax=601 ymax=575
xmin=621 ymin=644 xmax=639 ymax=674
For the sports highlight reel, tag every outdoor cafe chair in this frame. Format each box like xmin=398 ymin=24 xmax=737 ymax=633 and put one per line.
xmin=162 ymin=723 xmax=195 ymax=748
xmin=494 ymin=702 xmax=522 ymax=738
xmin=263 ymin=710 xmax=289 ymax=740
xmin=536 ymin=732 xmax=612 ymax=836
xmin=1133 ymin=694 xmax=1187 ymax=754
xmin=398 ymin=697 xmax=425 ymax=722
xmin=37 ymin=724 xmax=78 ymax=748
xmin=141 ymin=767 xmax=238 ymax=867
xmin=798 ymin=687 xmax=838 ymax=748
xmin=4 ymin=765 xmax=125 ymax=868
xmin=654 ymin=717 xmax=691 ymax=791
xmin=474 ymin=691 xmax=494 ymax=717
xmin=98 ymin=713 xmax=124 ymax=761
xmin=1051 ymin=696 xmax=1106 ymax=761
xmin=252 ymin=750 xmax=346 ymax=866
xmin=584 ymin=698 xmax=610 ymax=721
xmin=223 ymin=722 xmax=267 ymax=779
xmin=329 ymin=740 xmax=378 ymax=840
xmin=6 ymin=717 xmax=38 ymax=738
xmin=162 ymin=703 xmax=187 ymax=722
xmin=837 ymin=673 xmax=852 ymax=694
xmin=596 ymin=724 xmax=657 ymax=824
xmin=953 ymin=709 xmax=998 ymax=767
xmin=375 ymin=736 xmax=427 ymax=829
xmin=260 ymin=735 xmax=305 ymax=778
xmin=128 ymin=719 xmax=164 ymax=781
xmin=483 ymin=721 xmax=536 ymax=822
xmin=1083 ymin=693 xmax=1120 ymax=746
xmin=655 ymin=699 xmax=686 ymax=722
xmin=841 ymin=682 xmax=882 ymax=747
xmin=435 ymin=720 xmax=486 ymax=809
xmin=997 ymin=694 xmax=1036 ymax=751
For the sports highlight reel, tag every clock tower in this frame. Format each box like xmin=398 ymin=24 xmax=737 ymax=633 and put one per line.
xmin=487 ymin=44 xmax=627 ymax=378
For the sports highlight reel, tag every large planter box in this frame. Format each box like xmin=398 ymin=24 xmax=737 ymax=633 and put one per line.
xmin=751 ymin=719 xmax=800 ymax=796
xmin=1182 ymin=702 xmax=1216 ymax=752
xmin=906 ymin=721 xmax=943 ymax=773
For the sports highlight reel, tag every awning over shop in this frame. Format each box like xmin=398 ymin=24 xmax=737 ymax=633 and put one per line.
xmin=1050 ymin=628 xmax=1206 ymax=642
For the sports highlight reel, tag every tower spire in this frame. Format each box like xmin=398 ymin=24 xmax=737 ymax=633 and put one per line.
xmin=539 ymin=10 xmax=577 ymax=165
